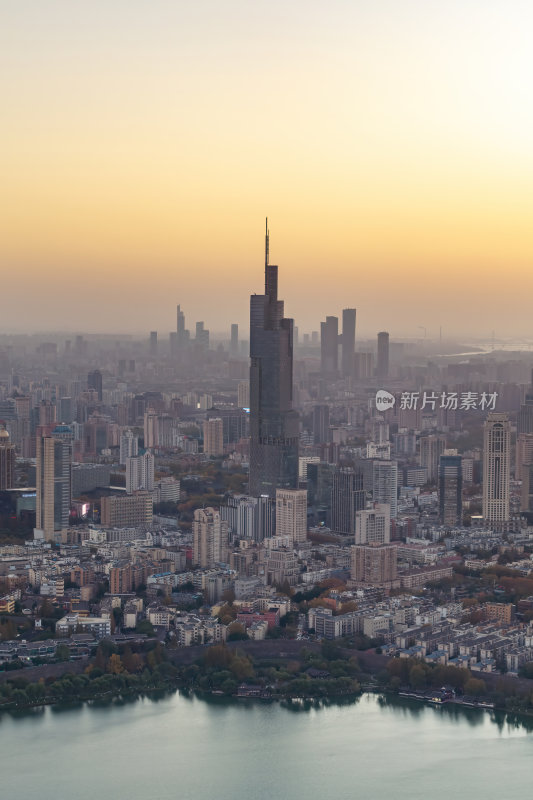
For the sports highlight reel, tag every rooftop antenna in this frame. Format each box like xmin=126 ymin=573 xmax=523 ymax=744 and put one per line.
xmin=265 ymin=217 xmax=269 ymax=269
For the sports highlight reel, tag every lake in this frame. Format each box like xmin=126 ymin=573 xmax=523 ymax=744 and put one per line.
xmin=1 ymin=692 xmax=532 ymax=800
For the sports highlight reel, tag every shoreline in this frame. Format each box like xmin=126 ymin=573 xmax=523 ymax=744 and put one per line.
xmin=3 ymin=680 xmax=533 ymax=729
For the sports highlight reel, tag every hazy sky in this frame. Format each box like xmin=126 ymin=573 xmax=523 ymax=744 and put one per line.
xmin=1 ymin=1 xmax=532 ymax=338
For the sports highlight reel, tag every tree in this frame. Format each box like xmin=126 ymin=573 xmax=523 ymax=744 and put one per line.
xmin=409 ymin=664 xmax=427 ymax=690
xmin=136 ymin=620 xmax=155 ymax=636
xmin=121 ymin=645 xmax=143 ymax=673
xmin=55 ymin=644 xmax=70 ymax=662
xmin=229 ymin=654 xmax=254 ymax=681
xmin=227 ymin=622 xmax=248 ymax=641
xmin=464 ymin=677 xmax=486 ymax=696
xmin=205 ymin=644 xmax=232 ymax=669
xmin=107 ymin=654 xmax=125 ymax=674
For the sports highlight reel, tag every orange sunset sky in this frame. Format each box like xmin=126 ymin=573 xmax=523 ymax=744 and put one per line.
xmin=1 ymin=1 xmax=532 ymax=338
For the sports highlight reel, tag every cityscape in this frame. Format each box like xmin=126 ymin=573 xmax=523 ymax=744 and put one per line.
xmin=2 ymin=1 xmax=533 ymax=799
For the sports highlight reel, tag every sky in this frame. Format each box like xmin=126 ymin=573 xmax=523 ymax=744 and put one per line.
xmin=1 ymin=1 xmax=532 ymax=339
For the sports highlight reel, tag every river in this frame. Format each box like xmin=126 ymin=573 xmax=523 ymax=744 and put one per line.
xmin=1 ymin=692 xmax=532 ymax=799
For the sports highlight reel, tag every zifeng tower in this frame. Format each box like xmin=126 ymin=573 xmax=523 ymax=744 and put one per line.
xmin=249 ymin=220 xmax=299 ymax=497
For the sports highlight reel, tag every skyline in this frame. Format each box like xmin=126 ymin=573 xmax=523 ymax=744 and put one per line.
xmin=2 ymin=0 xmax=533 ymax=336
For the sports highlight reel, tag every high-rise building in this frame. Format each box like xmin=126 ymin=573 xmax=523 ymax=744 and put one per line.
xmin=521 ymin=464 xmax=533 ymax=513
xmin=376 ymin=332 xmax=389 ymax=380
xmin=119 ymin=429 xmax=139 ymax=464
xmin=87 ymin=370 xmax=103 ymax=402
xmin=237 ymin=381 xmax=250 ymax=409
xmin=354 ymin=352 xmax=374 ymax=380
xmin=419 ymin=434 xmax=447 ymax=483
xmin=355 ymin=504 xmax=391 ymax=545
xmin=517 ymin=394 xmax=533 ymax=435
xmin=438 ymin=450 xmax=463 ymax=526
xmin=195 ymin=321 xmax=209 ymax=351
xmin=482 ymin=413 xmax=511 ymax=527
xmin=276 ymin=488 xmax=307 ymax=545
xmin=126 ymin=452 xmax=155 ymax=494
xmin=39 ymin=400 xmax=56 ymax=427
xmin=176 ymin=304 xmax=190 ymax=349
xmin=230 ymin=323 xmax=239 ymax=357
xmin=312 ymin=404 xmax=330 ymax=444
xmin=221 ymin=494 xmax=274 ymax=542
xmin=249 ymin=220 xmax=299 ymax=497
xmin=331 ymin=468 xmax=366 ymax=535
xmin=203 ymin=417 xmax=224 ymax=457
xmin=144 ymin=409 xmax=159 ymax=449
xmin=0 ymin=428 xmax=15 ymax=490
xmin=516 ymin=433 xmax=533 ymax=481
xmin=321 ymin=316 xmax=339 ymax=378
xmin=149 ymin=331 xmax=158 ymax=357
xmin=372 ymin=460 xmax=398 ymax=518
xmin=341 ymin=308 xmax=356 ymax=378
xmin=34 ymin=435 xmax=72 ymax=541
xmin=193 ymin=507 xmax=228 ymax=568
xmin=350 ymin=543 xmax=397 ymax=586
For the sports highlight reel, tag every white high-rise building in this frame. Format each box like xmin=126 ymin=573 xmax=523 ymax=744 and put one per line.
xmin=355 ymin=504 xmax=391 ymax=545
xmin=483 ymin=413 xmax=511 ymax=527
xmin=275 ymin=488 xmax=307 ymax=546
xmin=120 ymin=429 xmax=138 ymax=465
xmin=126 ymin=451 xmax=155 ymax=494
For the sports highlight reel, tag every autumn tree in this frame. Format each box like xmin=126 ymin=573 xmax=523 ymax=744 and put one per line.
xmin=107 ymin=653 xmax=125 ymax=674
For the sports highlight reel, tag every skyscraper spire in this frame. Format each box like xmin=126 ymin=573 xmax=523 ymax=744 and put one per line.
xmin=265 ymin=217 xmax=269 ymax=269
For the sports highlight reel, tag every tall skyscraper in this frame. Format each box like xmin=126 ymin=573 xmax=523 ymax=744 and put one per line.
xmin=372 ymin=460 xmax=398 ymax=518
xmin=149 ymin=331 xmax=158 ymax=357
xmin=176 ymin=304 xmax=189 ymax=348
xmin=312 ymin=404 xmax=330 ymax=444
xmin=87 ymin=370 xmax=103 ymax=402
xmin=320 ymin=316 xmax=339 ymax=378
xmin=0 ymin=428 xmax=15 ymax=490
xmin=341 ymin=308 xmax=356 ymax=378
xmin=483 ymin=413 xmax=511 ymax=527
xmin=376 ymin=332 xmax=389 ymax=380
xmin=517 ymin=394 xmax=533 ymax=435
xmin=119 ymin=429 xmax=139 ymax=464
xmin=331 ymin=467 xmax=366 ymax=535
xmin=276 ymin=488 xmax=307 ymax=545
xmin=34 ymin=435 xmax=72 ymax=541
xmin=438 ymin=450 xmax=463 ymax=526
xmin=230 ymin=323 xmax=239 ymax=357
xmin=249 ymin=220 xmax=299 ymax=497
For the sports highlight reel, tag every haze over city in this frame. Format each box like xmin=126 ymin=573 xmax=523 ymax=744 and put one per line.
xmin=2 ymin=0 xmax=533 ymax=336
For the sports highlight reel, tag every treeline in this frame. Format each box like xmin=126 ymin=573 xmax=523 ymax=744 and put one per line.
xmin=377 ymin=657 xmax=533 ymax=713
xmin=179 ymin=642 xmax=362 ymax=699
xmin=0 ymin=640 xmax=178 ymax=711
